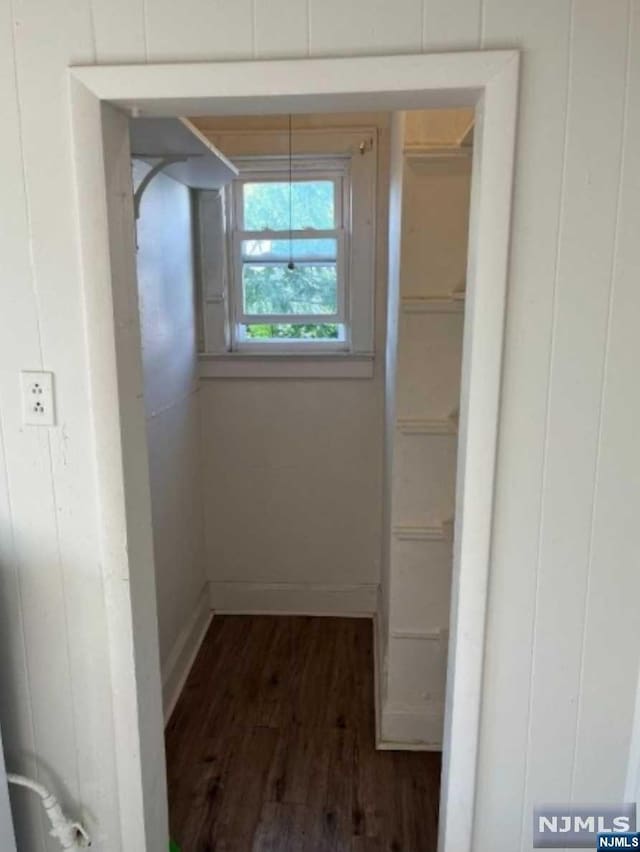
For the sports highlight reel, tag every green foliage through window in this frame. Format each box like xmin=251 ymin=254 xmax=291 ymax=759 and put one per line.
xmin=243 ymin=180 xmax=335 ymax=230
xmin=244 ymin=323 xmax=340 ymax=340
xmin=243 ymin=264 xmax=337 ymax=316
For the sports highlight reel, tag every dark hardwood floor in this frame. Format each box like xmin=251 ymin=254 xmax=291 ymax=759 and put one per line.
xmin=165 ymin=615 xmax=441 ymax=851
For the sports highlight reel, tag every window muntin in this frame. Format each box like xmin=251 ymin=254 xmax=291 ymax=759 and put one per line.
xmin=241 ymin=237 xmax=337 ymax=262
xmin=230 ymin=163 xmax=350 ymax=347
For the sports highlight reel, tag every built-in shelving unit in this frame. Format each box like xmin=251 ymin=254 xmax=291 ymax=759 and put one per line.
xmin=382 ymin=127 xmax=470 ymax=748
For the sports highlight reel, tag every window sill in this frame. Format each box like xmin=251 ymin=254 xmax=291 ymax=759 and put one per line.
xmin=198 ymin=352 xmax=375 ymax=379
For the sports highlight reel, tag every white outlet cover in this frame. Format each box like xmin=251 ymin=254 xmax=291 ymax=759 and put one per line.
xmin=20 ymin=371 xmax=55 ymax=426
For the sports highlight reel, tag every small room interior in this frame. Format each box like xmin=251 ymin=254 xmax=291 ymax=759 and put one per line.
xmin=131 ymin=106 xmax=472 ymax=850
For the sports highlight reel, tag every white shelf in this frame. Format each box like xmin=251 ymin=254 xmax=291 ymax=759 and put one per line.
xmin=401 ymin=295 xmax=464 ymax=314
xmin=390 ymin=627 xmax=448 ymax=641
xmin=392 ymin=521 xmax=454 ymax=542
xmin=130 ymin=117 xmax=238 ymax=190
xmin=396 ymin=417 xmax=457 ymax=436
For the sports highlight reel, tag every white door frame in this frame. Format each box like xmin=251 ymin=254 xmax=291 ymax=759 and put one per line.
xmin=68 ymin=51 xmax=519 ymax=852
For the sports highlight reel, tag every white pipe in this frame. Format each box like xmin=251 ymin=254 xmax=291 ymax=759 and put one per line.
xmin=7 ymin=774 xmax=91 ymax=849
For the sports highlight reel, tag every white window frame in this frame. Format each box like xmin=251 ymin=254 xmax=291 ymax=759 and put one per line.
xmin=229 ymin=157 xmax=351 ymax=353
xmin=197 ymin=127 xmax=378 ymax=377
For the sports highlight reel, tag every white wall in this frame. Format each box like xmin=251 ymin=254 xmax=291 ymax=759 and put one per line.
xmin=0 ymin=2 xmax=639 ymax=851
xmin=133 ymin=161 xmax=208 ymax=710
xmin=198 ymin=115 xmax=390 ymax=615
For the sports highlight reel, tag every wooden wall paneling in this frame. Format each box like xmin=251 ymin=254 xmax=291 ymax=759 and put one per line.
xmin=10 ymin=2 xmax=124 ymax=848
xmin=0 ymin=2 xmax=83 ymax=849
xmin=521 ymin=0 xmax=630 ymax=843
xmin=144 ymin=0 xmax=254 ymax=62
xmin=572 ymin=0 xmax=640 ymax=802
xmin=422 ymin=0 xmax=482 ymax=52
xmin=0 ymin=412 xmax=42 ymax=852
xmin=308 ymin=0 xmax=423 ymax=57
xmin=254 ymin=0 xmax=310 ymax=58
xmin=92 ymin=0 xmax=147 ymax=63
xmin=471 ymin=1 xmax=573 ymax=847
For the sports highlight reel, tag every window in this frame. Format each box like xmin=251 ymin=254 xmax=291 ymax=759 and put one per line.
xmin=230 ymin=159 xmax=349 ymax=350
xmin=198 ymin=128 xmax=377 ymax=376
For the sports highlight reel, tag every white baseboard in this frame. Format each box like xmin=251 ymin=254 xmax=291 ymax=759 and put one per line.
xmin=379 ymin=702 xmax=444 ymax=751
xmin=208 ymin=581 xmax=378 ymax=616
xmin=162 ymin=584 xmax=213 ymax=724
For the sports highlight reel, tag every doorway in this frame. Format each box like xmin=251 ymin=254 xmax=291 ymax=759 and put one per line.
xmin=135 ymin=104 xmax=470 ymax=847
xmin=69 ymin=50 xmax=518 ymax=852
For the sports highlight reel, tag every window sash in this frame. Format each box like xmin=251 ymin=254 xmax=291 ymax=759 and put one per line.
xmin=234 ymin=169 xmax=346 ymax=232
xmin=232 ymin=229 xmax=347 ymax=326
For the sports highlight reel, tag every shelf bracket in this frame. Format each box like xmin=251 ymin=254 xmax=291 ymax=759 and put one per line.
xmin=133 ymin=155 xmax=189 ymax=219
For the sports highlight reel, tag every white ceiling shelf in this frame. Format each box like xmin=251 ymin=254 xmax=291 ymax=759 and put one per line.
xmin=130 ymin=117 xmax=238 ymax=217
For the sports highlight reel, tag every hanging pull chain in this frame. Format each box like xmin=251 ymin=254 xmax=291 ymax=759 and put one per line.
xmin=288 ymin=114 xmax=295 ymax=271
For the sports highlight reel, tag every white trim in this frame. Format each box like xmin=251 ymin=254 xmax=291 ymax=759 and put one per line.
xmin=404 ymin=146 xmax=473 ymax=160
xmin=390 ymin=628 xmax=447 ymax=640
xmin=396 ymin=417 xmax=458 ymax=435
xmin=70 ymin=92 xmax=166 ymax=852
xmin=161 ymin=585 xmax=213 ymax=724
xmin=392 ymin=523 xmax=450 ymax=541
xmin=198 ymin=353 xmax=374 ymax=379
xmin=208 ymin=581 xmax=378 ymax=616
xmin=438 ymin=54 xmax=519 ymax=852
xmin=70 ymin=52 xmax=515 ymax=113
xmin=68 ymin=50 xmax=519 ymax=852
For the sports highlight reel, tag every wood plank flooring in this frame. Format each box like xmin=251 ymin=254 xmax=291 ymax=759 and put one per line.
xmin=165 ymin=615 xmax=441 ymax=851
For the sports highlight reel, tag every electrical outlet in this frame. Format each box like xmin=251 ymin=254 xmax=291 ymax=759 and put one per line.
xmin=20 ymin=371 xmax=56 ymax=426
